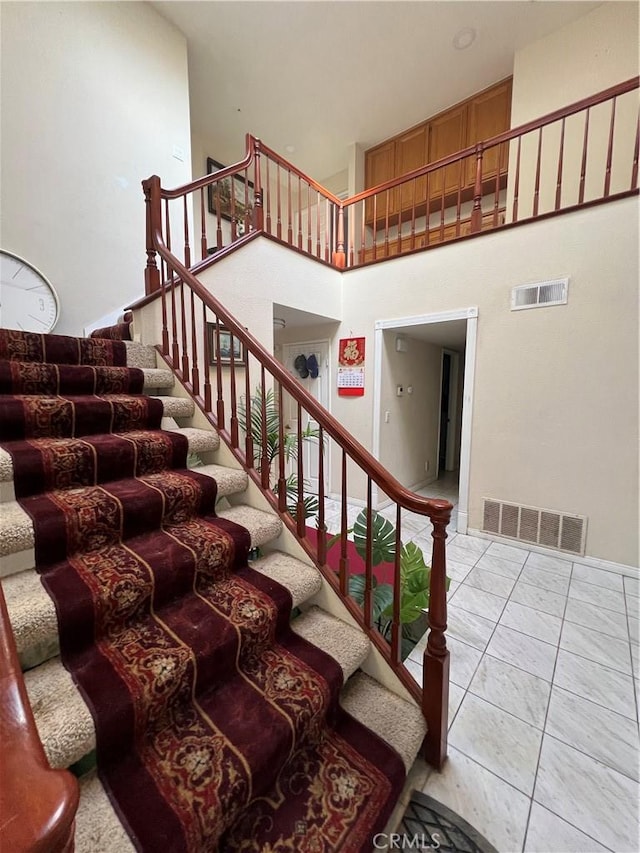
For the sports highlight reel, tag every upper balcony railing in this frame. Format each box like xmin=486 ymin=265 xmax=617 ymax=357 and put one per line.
xmin=144 ymin=75 xmax=638 ymax=292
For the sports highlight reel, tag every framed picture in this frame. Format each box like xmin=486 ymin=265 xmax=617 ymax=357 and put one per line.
xmin=206 ymin=157 xmax=254 ymax=227
xmin=207 ymin=322 xmax=245 ymax=365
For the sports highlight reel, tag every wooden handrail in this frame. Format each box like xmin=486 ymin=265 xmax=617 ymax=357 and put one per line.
xmin=0 ymin=585 xmax=79 ymax=853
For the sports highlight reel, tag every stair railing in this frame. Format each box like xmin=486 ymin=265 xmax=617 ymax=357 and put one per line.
xmin=143 ymin=76 xmax=638 ymax=293
xmin=0 ymin=585 xmax=79 ymax=852
xmin=142 ymin=174 xmax=453 ymax=768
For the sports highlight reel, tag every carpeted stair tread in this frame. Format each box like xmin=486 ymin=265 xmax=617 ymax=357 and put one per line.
xmin=291 ymin=605 xmax=371 ymax=681
xmin=141 ymin=367 xmax=174 ymax=390
xmin=164 ymin=425 xmax=219 ymax=453
xmin=251 ymin=551 xmax=323 ymax=608
xmin=75 ymin=771 xmax=136 ymax=853
xmin=340 ymin=672 xmax=427 ymax=772
xmin=24 ymin=656 xmax=95 ymax=770
xmin=218 ymin=503 xmax=283 ymax=547
xmin=153 ymin=395 xmax=194 ymax=418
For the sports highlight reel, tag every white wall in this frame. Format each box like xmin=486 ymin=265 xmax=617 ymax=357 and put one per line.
xmin=0 ymin=1 xmax=192 ymax=335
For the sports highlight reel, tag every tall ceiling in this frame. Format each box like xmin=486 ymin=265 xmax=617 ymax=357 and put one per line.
xmin=152 ymin=0 xmax=600 ymax=181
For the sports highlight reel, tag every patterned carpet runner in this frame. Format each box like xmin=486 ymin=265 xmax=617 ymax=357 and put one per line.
xmin=1 ymin=329 xmax=405 ymax=852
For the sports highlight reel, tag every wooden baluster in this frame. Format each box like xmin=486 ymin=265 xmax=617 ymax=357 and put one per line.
xmin=390 ymin=504 xmax=402 ymax=664
xmin=215 ymin=184 xmax=223 ymax=249
xmin=363 ymin=479 xmax=373 ymax=628
xmin=180 ymin=282 xmax=189 ymax=378
xmin=333 ymin=206 xmax=346 ymax=268
xmin=230 ymin=175 xmax=237 ymax=242
xmin=317 ymin=427 xmax=326 ymax=564
xmin=410 ymin=179 xmax=416 ymax=250
xmin=455 ymin=160 xmax=463 ymax=236
xmin=316 ymin=191 xmax=321 ymax=257
xmin=229 ymin=329 xmax=239 ymax=448
xmin=244 ymin=348 xmax=254 ymax=467
xmin=296 ymin=403 xmax=305 ymax=537
xmin=287 ymin=170 xmax=293 ymax=244
xmin=604 ymin=98 xmax=617 ymax=197
xmin=470 ymin=143 xmax=483 ymax=232
xmin=165 ymin=199 xmax=172 ymax=254
xmin=297 ymin=176 xmax=303 ymax=249
xmin=422 ymin=499 xmax=452 ymax=770
xmin=306 ymin=183 xmax=312 ymax=254
xmin=360 ymin=199 xmax=366 ymax=264
xmin=579 ymin=108 xmax=590 ymax=204
xmin=555 ymin=118 xmax=566 ymax=211
xmin=325 ymin=198 xmax=331 ymax=262
xmin=425 ymin=173 xmax=430 ymax=245
xmin=339 ymin=450 xmax=348 ymax=596
xmin=200 ymin=188 xmax=207 ymax=260
xmin=265 ymin=156 xmax=272 ymax=234
xmin=372 ymin=195 xmax=378 ymax=260
xmin=190 ymin=290 xmax=199 ymax=396
xmin=260 ymin=366 xmax=270 ymax=489
xmin=170 ymin=274 xmax=179 ymax=368
xmin=632 ymin=116 xmax=640 ymax=189
xmin=183 ymin=196 xmax=191 ymax=268
xmin=244 ymin=167 xmax=250 ymax=234
xmin=215 ymin=319 xmax=225 ymax=430
xmin=348 ymin=205 xmax=354 ymax=267
xmin=384 ymin=190 xmax=390 ymax=256
xmin=253 ymin=145 xmax=263 ymax=232
xmin=143 ymin=176 xmax=161 ymax=294
xmin=276 ymin=162 xmax=282 ymax=239
xmin=512 ymin=136 xmax=522 ymax=222
xmin=533 ymin=128 xmax=543 ymax=217
xmin=439 ymin=168 xmax=446 ymax=242
xmin=493 ymin=144 xmax=501 ymax=226
xmin=277 ymin=383 xmax=287 ymax=511
xmin=202 ymin=303 xmax=212 ymax=412
xmin=160 ymin=274 xmax=169 ymax=355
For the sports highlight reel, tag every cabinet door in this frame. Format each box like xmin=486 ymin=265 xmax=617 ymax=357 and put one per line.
xmin=428 ymin=106 xmax=467 ymax=198
xmin=465 ymin=80 xmax=512 ymax=186
xmin=395 ymin=124 xmax=428 ymax=213
xmin=365 ymin=140 xmax=396 ymax=222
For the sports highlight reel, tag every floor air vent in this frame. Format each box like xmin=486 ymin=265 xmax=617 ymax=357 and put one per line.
xmin=483 ymin=499 xmax=586 ymax=555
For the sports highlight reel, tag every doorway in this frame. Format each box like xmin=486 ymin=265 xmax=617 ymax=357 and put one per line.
xmin=281 ymin=340 xmax=330 ymax=492
xmin=438 ymin=349 xmax=460 ymax=476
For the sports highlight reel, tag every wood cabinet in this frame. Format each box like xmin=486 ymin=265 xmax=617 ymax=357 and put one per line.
xmin=364 ymin=78 xmax=512 ymax=222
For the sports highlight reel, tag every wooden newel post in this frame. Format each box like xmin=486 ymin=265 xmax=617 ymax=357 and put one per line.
xmin=423 ymin=498 xmax=452 ymax=770
xmin=143 ymin=176 xmax=162 ymax=294
xmin=332 ymin=205 xmax=346 ymax=269
xmin=253 ymin=139 xmax=264 ymax=232
xmin=470 ymin=144 xmax=483 ymax=233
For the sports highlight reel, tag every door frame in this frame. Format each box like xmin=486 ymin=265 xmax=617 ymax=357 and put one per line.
xmin=437 ymin=348 xmax=461 ymax=476
xmin=372 ymin=307 xmax=478 ymax=534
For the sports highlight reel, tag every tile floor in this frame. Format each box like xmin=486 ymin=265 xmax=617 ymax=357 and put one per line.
xmin=325 ymin=472 xmax=640 ymax=852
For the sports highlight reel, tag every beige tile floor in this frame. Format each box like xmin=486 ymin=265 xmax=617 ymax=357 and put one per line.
xmin=325 ymin=472 xmax=640 ymax=852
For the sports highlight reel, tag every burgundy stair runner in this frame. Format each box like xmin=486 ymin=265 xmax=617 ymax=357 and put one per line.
xmin=0 ymin=329 xmax=405 ymax=852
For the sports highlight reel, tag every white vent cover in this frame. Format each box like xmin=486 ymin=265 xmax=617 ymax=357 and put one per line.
xmin=511 ymin=278 xmax=569 ymax=311
xmin=482 ymin=498 xmax=586 ymax=555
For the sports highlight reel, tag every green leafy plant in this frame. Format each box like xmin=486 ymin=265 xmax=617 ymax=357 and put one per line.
xmin=238 ymin=387 xmax=319 ymax=519
xmin=334 ymin=508 xmax=449 ymax=659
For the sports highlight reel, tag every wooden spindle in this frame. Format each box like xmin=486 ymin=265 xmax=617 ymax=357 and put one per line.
xmin=307 ymin=183 xmax=312 ymax=254
xmin=425 ymin=173 xmax=430 ymax=245
xmin=244 ymin=348 xmax=254 ymax=467
xmin=260 ymin=367 xmax=270 ymax=489
xmin=493 ymin=144 xmax=501 ymax=226
xmin=215 ymin=184 xmax=223 ymax=249
xmin=325 ymin=198 xmax=331 ymax=262
xmin=180 ymin=282 xmax=189 ymax=378
xmin=277 ymin=162 xmax=282 ymax=239
xmin=244 ymin=167 xmax=250 ymax=235
xmin=410 ymin=180 xmax=416 ymax=250
xmin=296 ymin=403 xmax=305 ymax=537
xmin=604 ymin=98 xmax=617 ymax=197
xmin=390 ymin=504 xmax=402 ymax=664
xmin=372 ymin=195 xmax=378 ymax=260
xmin=439 ymin=170 xmax=445 ymax=242
xmin=142 ymin=176 xmax=160 ymax=294
xmin=165 ymin=199 xmax=172 ymax=253
xmin=364 ymin=479 xmax=373 ymax=629
xmin=348 ymin=205 xmax=354 ymax=267
xmin=632 ymin=117 xmax=640 ymax=189
xmin=512 ymin=136 xmax=522 ymax=222
xmin=316 ymin=191 xmax=321 ymax=257
xmin=200 ymin=188 xmax=207 ymax=260
xmin=265 ymin=156 xmax=272 ymax=234
xmin=455 ymin=160 xmax=463 ymax=236
xmin=160 ymin=278 xmax=169 ymax=355
xmin=253 ymin=146 xmax=263 ymax=232
xmin=202 ymin=303 xmax=212 ymax=412
xmin=360 ymin=199 xmax=366 ymax=264
xmin=183 ymin=196 xmax=191 ymax=268
xmin=230 ymin=176 xmax=237 ymax=242
xmin=339 ymin=450 xmax=348 ymax=596
xmin=297 ymin=176 xmax=303 ymax=249
xmin=333 ymin=207 xmax=345 ymax=268
xmin=190 ymin=290 xmax=199 ymax=397
xmin=317 ymin=427 xmax=326 ymax=565
xmin=533 ymin=128 xmax=543 ymax=217
xmin=579 ymin=108 xmax=590 ymax=204
xmin=423 ymin=499 xmax=452 ymax=770
xmin=287 ymin=170 xmax=293 ymax=244
xmin=215 ymin=319 xmax=225 ymax=430
xmin=555 ymin=118 xmax=566 ymax=211
xmin=384 ymin=191 xmax=390 ymax=257
xmin=229 ymin=330 xmax=239 ymax=448
xmin=470 ymin=143 xmax=483 ymax=232
xmin=277 ymin=383 xmax=287 ymax=512
xmin=170 ymin=276 xmax=179 ymax=368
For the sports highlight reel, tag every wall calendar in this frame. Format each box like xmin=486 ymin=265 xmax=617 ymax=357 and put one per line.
xmin=337 ymin=337 xmax=365 ymax=396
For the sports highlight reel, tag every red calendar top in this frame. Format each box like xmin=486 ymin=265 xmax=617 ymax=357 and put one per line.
xmin=338 ymin=337 xmax=365 ymax=366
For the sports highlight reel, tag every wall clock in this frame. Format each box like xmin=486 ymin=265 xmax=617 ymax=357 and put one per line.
xmin=0 ymin=249 xmax=60 ymax=333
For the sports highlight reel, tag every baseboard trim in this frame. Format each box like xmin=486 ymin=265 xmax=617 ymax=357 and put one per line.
xmin=466 ymin=527 xmax=640 ymax=579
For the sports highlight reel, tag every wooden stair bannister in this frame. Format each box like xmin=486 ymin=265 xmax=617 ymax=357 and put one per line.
xmin=0 ymin=585 xmax=79 ymax=853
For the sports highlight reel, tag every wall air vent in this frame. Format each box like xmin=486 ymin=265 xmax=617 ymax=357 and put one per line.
xmin=482 ymin=498 xmax=586 ymax=556
xmin=511 ymin=278 xmax=569 ymax=311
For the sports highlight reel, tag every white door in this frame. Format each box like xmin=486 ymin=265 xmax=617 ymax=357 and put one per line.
xmin=281 ymin=341 xmax=330 ymax=493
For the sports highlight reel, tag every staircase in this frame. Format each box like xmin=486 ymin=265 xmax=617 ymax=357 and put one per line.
xmin=0 ymin=330 xmax=426 ymax=851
